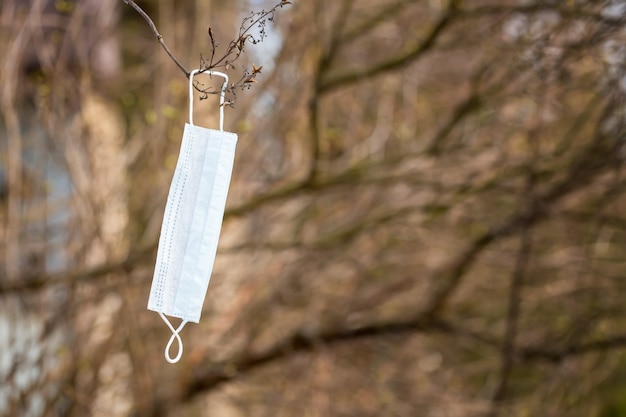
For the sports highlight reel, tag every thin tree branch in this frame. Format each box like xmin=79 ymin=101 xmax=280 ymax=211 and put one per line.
xmin=0 ymin=246 xmax=155 ymax=293
xmin=489 ymin=224 xmax=532 ymax=417
xmin=461 ymin=3 xmax=626 ymax=27
xmin=123 ymin=0 xmax=291 ymax=98
xmin=179 ymin=317 xmax=455 ymax=406
xmin=122 ymin=0 xmax=190 ymax=77
xmin=342 ymin=0 xmax=412 ymax=44
xmin=319 ymin=0 xmax=460 ymax=93
xmin=521 ymin=334 xmax=626 ymax=363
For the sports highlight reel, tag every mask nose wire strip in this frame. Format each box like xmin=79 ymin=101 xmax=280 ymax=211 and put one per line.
xmin=159 ymin=312 xmax=189 ymax=363
xmin=189 ymin=69 xmax=229 ymax=131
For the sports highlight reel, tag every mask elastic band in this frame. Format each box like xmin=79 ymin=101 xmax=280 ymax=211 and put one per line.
xmin=189 ymin=69 xmax=229 ymax=131
xmin=159 ymin=312 xmax=189 ymax=363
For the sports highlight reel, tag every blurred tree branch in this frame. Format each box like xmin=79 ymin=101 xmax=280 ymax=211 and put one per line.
xmin=489 ymin=215 xmax=533 ymax=416
xmin=319 ymin=0 xmax=460 ymax=93
xmin=423 ymin=106 xmax=623 ymax=318
xmin=158 ymin=315 xmax=626 ymax=416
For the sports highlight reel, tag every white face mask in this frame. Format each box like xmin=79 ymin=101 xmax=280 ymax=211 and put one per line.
xmin=148 ymin=69 xmax=237 ymax=363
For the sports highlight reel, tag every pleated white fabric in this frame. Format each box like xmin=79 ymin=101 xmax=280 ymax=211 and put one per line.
xmin=148 ymin=124 xmax=237 ymax=323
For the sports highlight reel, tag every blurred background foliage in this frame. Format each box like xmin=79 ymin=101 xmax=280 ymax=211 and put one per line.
xmin=1 ymin=0 xmax=626 ymax=416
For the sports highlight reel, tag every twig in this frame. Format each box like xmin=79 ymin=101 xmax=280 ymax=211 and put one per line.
xmin=122 ymin=0 xmax=291 ymax=100
xmin=207 ymin=2 xmax=286 ymax=70
xmin=198 ymin=1 xmax=291 ymax=98
xmin=122 ymin=0 xmax=190 ymax=76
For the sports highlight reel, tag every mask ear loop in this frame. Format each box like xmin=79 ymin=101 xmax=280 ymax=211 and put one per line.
xmin=159 ymin=312 xmax=189 ymax=363
xmin=189 ymin=69 xmax=229 ymax=131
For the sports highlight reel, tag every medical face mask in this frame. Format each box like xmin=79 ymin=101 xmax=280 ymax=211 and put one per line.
xmin=148 ymin=69 xmax=237 ymax=363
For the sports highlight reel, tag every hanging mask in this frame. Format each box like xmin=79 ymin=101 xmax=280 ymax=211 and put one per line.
xmin=148 ymin=69 xmax=237 ymax=363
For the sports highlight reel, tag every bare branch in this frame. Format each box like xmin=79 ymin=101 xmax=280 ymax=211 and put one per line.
xmin=122 ymin=0 xmax=190 ymax=76
xmin=197 ymin=1 xmax=291 ymax=97
xmin=489 ymin=225 xmax=533 ymax=416
xmin=521 ymin=334 xmax=626 ymax=363
xmin=319 ymin=0 xmax=460 ymax=93
xmin=122 ymin=0 xmax=291 ymax=99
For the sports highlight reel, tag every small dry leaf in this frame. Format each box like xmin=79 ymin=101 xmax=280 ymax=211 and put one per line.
xmin=236 ymin=35 xmax=248 ymax=51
